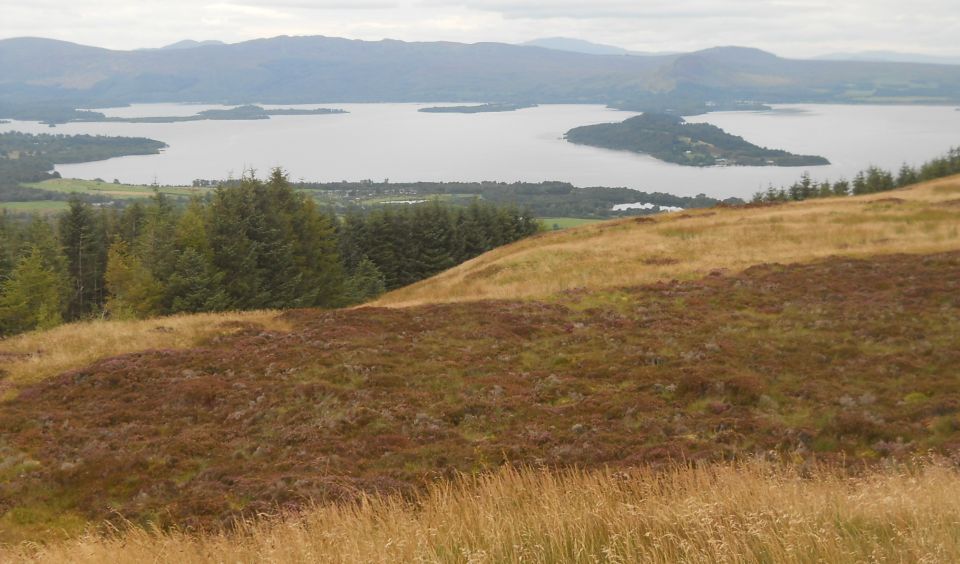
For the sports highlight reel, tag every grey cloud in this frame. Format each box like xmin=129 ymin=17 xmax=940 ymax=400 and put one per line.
xmin=0 ymin=0 xmax=957 ymax=58
xmin=417 ymin=0 xmax=826 ymax=20
xmin=231 ymin=0 xmax=399 ymax=9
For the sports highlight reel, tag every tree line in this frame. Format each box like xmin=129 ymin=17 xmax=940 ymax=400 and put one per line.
xmin=0 ymin=131 xmax=166 ymax=202
xmin=0 ymin=169 xmax=539 ymax=336
xmin=751 ymin=147 xmax=960 ymax=203
xmin=203 ymin=179 xmax=744 ymax=219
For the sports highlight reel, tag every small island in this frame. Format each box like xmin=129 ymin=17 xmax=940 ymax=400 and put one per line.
xmin=419 ymin=103 xmax=538 ymax=114
xmin=48 ymin=105 xmax=348 ymax=125
xmin=566 ymin=113 xmax=830 ymax=167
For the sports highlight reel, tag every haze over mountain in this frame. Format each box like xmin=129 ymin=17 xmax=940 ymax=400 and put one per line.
xmin=2 ymin=35 xmax=960 ymax=120
xmin=156 ymin=39 xmax=226 ymax=50
xmin=522 ymin=37 xmax=673 ymax=57
xmin=816 ymin=51 xmax=960 ymax=66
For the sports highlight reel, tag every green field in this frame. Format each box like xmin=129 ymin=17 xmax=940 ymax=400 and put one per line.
xmin=0 ymin=200 xmax=70 ymax=213
xmin=359 ymin=193 xmax=465 ymax=205
xmin=538 ymin=217 xmax=605 ymax=229
xmin=23 ymin=178 xmax=200 ymax=199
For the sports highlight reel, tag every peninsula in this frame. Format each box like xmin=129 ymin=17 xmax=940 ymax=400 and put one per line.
xmin=46 ymin=105 xmax=347 ymax=125
xmin=419 ymin=103 xmax=537 ymax=114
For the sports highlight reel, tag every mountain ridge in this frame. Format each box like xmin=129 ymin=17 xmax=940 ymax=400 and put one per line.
xmin=2 ymin=35 xmax=960 ymax=119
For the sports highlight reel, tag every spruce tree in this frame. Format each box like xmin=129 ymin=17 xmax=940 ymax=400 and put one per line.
xmin=0 ymin=246 xmax=64 ymax=335
xmin=208 ymin=180 xmax=262 ymax=308
xmin=896 ymin=164 xmax=919 ymax=187
xmin=139 ymin=191 xmax=180 ymax=287
xmin=59 ymin=197 xmax=107 ymax=319
xmin=167 ymin=248 xmax=228 ymax=313
xmin=104 ymin=240 xmax=164 ymax=319
xmin=832 ymin=179 xmax=850 ymax=197
xmin=412 ymin=200 xmax=456 ymax=278
xmin=343 ymin=255 xmax=386 ymax=304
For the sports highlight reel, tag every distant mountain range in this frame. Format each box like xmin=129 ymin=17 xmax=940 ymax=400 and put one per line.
xmin=525 ymin=37 xmax=960 ymax=66
xmin=815 ymin=51 xmax=960 ymax=66
xmin=521 ymin=37 xmax=675 ymax=57
xmin=1 ymin=36 xmax=959 ymax=121
xmin=155 ymin=39 xmax=226 ymax=50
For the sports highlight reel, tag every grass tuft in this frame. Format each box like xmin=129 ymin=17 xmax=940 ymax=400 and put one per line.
xmin=8 ymin=461 xmax=960 ymax=563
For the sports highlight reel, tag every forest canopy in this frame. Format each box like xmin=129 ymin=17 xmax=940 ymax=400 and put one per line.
xmin=0 ymin=169 xmax=540 ymax=336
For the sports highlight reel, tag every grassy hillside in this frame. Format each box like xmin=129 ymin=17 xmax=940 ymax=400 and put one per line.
xmin=377 ymin=174 xmax=960 ymax=306
xmin=2 ymin=175 xmax=960 ymax=556
xmin=0 ymin=311 xmax=289 ymax=400
xmin=11 ymin=462 xmax=960 ymax=562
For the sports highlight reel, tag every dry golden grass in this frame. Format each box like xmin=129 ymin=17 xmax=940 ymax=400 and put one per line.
xmin=376 ymin=174 xmax=960 ymax=307
xmin=0 ymin=310 xmax=288 ymax=399
xmin=9 ymin=460 xmax=960 ymax=563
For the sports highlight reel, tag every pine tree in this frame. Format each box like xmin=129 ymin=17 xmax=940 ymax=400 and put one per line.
xmin=343 ymin=255 xmax=386 ymax=305
xmin=167 ymin=248 xmax=228 ymax=313
xmin=412 ymin=200 xmax=456 ymax=278
xmin=0 ymin=210 xmax=19 ymax=281
xmin=832 ymin=179 xmax=850 ymax=197
xmin=256 ymin=169 xmax=307 ymax=307
xmin=104 ymin=240 xmax=164 ymax=319
xmin=174 ymin=197 xmax=211 ymax=254
xmin=59 ymin=197 xmax=107 ymax=319
xmin=896 ymin=164 xmax=919 ymax=187
xmin=286 ymin=195 xmax=344 ymax=307
xmin=459 ymin=200 xmax=492 ymax=260
xmin=852 ymin=172 xmax=868 ymax=195
xmin=139 ymin=191 xmax=180 ymax=286
xmin=116 ymin=202 xmax=147 ymax=244
xmin=24 ymin=215 xmax=70 ymax=316
xmin=208 ymin=180 xmax=262 ymax=308
xmin=0 ymin=246 xmax=64 ymax=335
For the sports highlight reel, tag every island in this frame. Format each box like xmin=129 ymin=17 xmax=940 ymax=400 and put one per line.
xmin=565 ymin=113 xmax=830 ymax=167
xmin=45 ymin=105 xmax=348 ymax=125
xmin=419 ymin=103 xmax=537 ymax=114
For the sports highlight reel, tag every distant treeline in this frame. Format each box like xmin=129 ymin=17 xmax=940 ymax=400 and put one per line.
xmin=418 ymin=103 xmax=537 ymax=114
xmin=0 ymin=170 xmax=538 ymax=336
xmin=245 ymin=180 xmax=744 ymax=218
xmin=49 ymin=105 xmax=348 ymax=125
xmin=751 ymin=147 xmax=960 ymax=203
xmin=0 ymin=132 xmax=166 ymax=201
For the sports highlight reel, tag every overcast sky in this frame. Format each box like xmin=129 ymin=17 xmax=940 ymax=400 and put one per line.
xmin=2 ymin=0 xmax=958 ymax=58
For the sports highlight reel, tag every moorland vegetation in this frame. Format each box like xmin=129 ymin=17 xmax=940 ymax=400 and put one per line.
xmin=0 ymin=173 xmax=958 ymax=557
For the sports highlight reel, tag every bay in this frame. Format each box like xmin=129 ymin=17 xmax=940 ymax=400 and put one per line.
xmin=2 ymin=103 xmax=958 ymax=200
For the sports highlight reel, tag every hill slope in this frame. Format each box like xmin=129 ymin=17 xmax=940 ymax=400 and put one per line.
xmin=376 ymin=175 xmax=960 ymax=306
xmin=1 ymin=176 xmax=960 ymax=541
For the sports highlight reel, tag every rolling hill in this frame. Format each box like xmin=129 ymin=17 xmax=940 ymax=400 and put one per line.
xmin=2 ymin=174 xmax=960 ymax=550
xmin=2 ymin=36 xmax=960 ymax=120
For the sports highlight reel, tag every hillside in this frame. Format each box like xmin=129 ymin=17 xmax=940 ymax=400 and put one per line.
xmin=1 ymin=175 xmax=960 ymax=545
xmin=376 ymin=174 xmax=960 ymax=306
xmin=14 ymin=463 xmax=960 ymax=562
xmin=2 ymin=37 xmax=960 ymax=120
